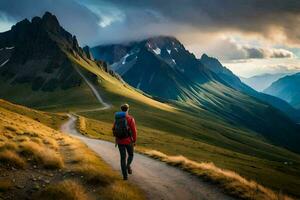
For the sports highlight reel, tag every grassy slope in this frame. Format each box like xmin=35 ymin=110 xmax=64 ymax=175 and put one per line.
xmin=0 ymin=78 xmax=101 ymax=112
xmin=0 ymin=100 xmax=144 ymax=200
xmin=68 ymin=56 xmax=300 ymax=197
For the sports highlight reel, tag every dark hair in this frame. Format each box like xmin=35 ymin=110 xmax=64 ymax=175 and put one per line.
xmin=121 ymin=103 xmax=129 ymax=112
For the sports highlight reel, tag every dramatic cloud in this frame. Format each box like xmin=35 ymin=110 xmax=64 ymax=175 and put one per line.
xmin=1 ymin=0 xmax=300 ymax=46
xmin=88 ymin=0 xmax=300 ymax=45
xmin=239 ymin=46 xmax=294 ymax=59
xmin=187 ymin=38 xmax=295 ymax=61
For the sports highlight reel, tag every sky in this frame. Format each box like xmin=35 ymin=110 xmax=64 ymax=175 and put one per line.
xmin=0 ymin=0 xmax=300 ymax=77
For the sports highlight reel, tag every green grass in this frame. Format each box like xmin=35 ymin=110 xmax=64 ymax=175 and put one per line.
xmin=0 ymin=78 xmax=100 ymax=112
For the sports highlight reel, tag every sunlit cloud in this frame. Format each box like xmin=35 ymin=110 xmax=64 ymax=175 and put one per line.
xmin=224 ymin=58 xmax=300 ymax=78
xmin=0 ymin=12 xmax=15 ymax=32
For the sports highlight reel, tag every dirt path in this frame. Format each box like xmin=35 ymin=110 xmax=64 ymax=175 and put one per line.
xmin=62 ymin=66 xmax=236 ymax=199
xmin=61 ymin=115 xmax=235 ymax=200
xmin=74 ymin=66 xmax=111 ymax=112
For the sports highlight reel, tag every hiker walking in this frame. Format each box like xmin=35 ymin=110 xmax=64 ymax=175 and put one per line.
xmin=113 ymin=103 xmax=137 ymax=180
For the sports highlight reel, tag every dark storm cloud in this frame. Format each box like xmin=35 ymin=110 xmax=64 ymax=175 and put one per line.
xmin=1 ymin=0 xmax=300 ymax=46
xmin=95 ymin=0 xmax=300 ymax=44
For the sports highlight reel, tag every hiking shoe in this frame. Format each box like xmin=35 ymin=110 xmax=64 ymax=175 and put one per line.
xmin=123 ymin=176 xmax=128 ymax=180
xmin=127 ymin=166 xmax=132 ymax=174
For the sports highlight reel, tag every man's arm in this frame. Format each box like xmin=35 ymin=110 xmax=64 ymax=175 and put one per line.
xmin=129 ymin=118 xmax=137 ymax=143
xmin=112 ymin=122 xmax=116 ymax=136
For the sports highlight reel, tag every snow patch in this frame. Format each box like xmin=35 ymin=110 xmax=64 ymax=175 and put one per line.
xmin=0 ymin=59 xmax=9 ymax=68
xmin=172 ymin=59 xmax=176 ymax=64
xmin=153 ymin=47 xmax=161 ymax=55
xmin=5 ymin=46 xmax=14 ymax=50
xmin=167 ymin=49 xmax=171 ymax=54
xmin=122 ymin=53 xmax=131 ymax=64
xmin=174 ymin=48 xmax=178 ymax=52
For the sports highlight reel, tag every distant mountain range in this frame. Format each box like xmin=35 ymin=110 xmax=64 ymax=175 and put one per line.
xmin=0 ymin=13 xmax=300 ymax=153
xmin=264 ymin=72 xmax=300 ymax=109
xmin=241 ymin=73 xmax=291 ymax=91
xmin=92 ymin=37 xmax=300 ymax=152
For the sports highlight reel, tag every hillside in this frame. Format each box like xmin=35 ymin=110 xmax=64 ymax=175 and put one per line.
xmin=240 ymin=73 xmax=290 ymax=91
xmin=1 ymin=12 xmax=300 ymax=197
xmin=0 ymin=99 xmax=144 ymax=200
xmin=199 ymin=54 xmax=300 ymax=122
xmin=264 ymin=73 xmax=300 ymax=109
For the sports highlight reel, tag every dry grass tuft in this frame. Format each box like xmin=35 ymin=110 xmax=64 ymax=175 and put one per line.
xmin=40 ymin=149 xmax=64 ymax=169
xmin=99 ymin=181 xmax=145 ymax=200
xmin=14 ymin=136 xmax=29 ymax=142
xmin=30 ymin=137 xmax=42 ymax=144
xmin=23 ymin=131 xmax=39 ymax=137
xmin=66 ymin=141 xmax=112 ymax=185
xmin=4 ymin=125 xmax=17 ymax=132
xmin=42 ymin=138 xmax=59 ymax=150
xmin=18 ymin=141 xmax=64 ymax=169
xmin=36 ymin=180 xmax=90 ymax=200
xmin=0 ymin=150 xmax=25 ymax=169
xmin=3 ymin=132 xmax=14 ymax=139
xmin=78 ymin=116 xmax=87 ymax=134
xmin=0 ymin=142 xmax=18 ymax=151
xmin=73 ymin=164 xmax=111 ymax=185
xmin=144 ymin=150 xmax=294 ymax=200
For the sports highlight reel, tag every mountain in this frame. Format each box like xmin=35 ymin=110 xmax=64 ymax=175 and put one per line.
xmin=92 ymin=37 xmax=227 ymax=100
xmin=264 ymin=73 xmax=300 ymax=109
xmin=0 ymin=12 xmax=119 ymax=109
xmin=92 ymin=36 xmax=300 ymax=153
xmin=198 ymin=54 xmax=300 ymax=122
xmin=0 ymin=12 xmax=83 ymax=91
xmin=241 ymin=73 xmax=291 ymax=91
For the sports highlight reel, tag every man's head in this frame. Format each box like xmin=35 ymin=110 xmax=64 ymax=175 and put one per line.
xmin=121 ymin=103 xmax=129 ymax=112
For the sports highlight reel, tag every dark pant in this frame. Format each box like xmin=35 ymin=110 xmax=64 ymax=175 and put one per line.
xmin=118 ymin=144 xmax=134 ymax=178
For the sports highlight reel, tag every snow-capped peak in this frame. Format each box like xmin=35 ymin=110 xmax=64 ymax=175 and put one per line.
xmin=153 ymin=47 xmax=161 ymax=55
xmin=122 ymin=53 xmax=131 ymax=65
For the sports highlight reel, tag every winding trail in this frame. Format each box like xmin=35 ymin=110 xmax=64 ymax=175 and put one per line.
xmin=74 ymin=66 xmax=111 ymax=112
xmin=60 ymin=67 xmax=235 ymax=200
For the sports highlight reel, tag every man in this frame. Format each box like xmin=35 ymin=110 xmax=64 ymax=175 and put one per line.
xmin=112 ymin=103 xmax=137 ymax=180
